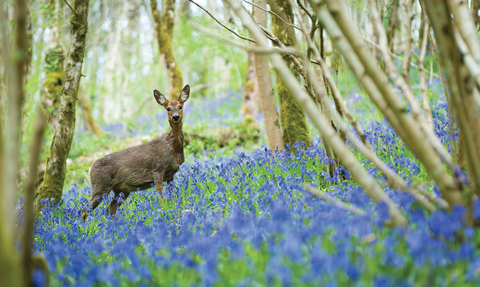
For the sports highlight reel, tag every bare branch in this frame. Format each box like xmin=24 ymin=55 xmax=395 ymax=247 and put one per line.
xmin=63 ymin=0 xmax=78 ymax=15
xmin=362 ymin=36 xmax=440 ymax=78
xmin=226 ymin=0 xmax=408 ymax=227
xmin=190 ymin=22 xmax=299 ymax=54
xmin=241 ymin=0 xmax=302 ymax=30
xmin=189 ymin=0 xmax=255 ymax=43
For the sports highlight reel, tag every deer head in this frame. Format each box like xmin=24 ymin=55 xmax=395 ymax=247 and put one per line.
xmin=154 ymin=85 xmax=190 ymax=124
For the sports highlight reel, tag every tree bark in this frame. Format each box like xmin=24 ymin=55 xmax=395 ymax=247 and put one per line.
xmin=150 ymin=0 xmax=183 ymax=100
xmin=472 ymin=0 xmax=480 ymax=29
xmin=252 ymin=0 xmax=284 ymax=151
xmin=22 ymin=109 xmax=45 ymax=287
xmin=242 ymin=51 xmax=260 ymax=118
xmin=272 ymin=0 xmax=311 ymax=149
xmin=0 ymin=0 xmax=25 ymax=286
xmin=41 ymin=45 xmax=65 ymax=127
xmin=402 ymin=0 xmax=415 ymax=82
xmin=37 ymin=0 xmax=90 ymax=207
xmin=3 ymin=0 xmax=28 ymax=241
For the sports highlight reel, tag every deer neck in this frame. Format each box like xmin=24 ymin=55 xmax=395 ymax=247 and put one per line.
xmin=168 ymin=123 xmax=184 ymax=154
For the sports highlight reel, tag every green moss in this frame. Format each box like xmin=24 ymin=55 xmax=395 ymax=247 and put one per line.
xmin=272 ymin=0 xmax=311 ymax=149
xmin=45 ymin=45 xmax=65 ymax=74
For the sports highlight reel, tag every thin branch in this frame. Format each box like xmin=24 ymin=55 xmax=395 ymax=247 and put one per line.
xmin=380 ymin=0 xmax=396 ymax=18
xmin=259 ymin=25 xmax=308 ymax=79
xmin=63 ymin=0 xmax=77 ymax=15
xmin=190 ymin=22 xmax=299 ymax=54
xmin=419 ymin=20 xmax=434 ymax=130
xmin=304 ymin=184 xmax=365 ymax=216
xmin=189 ymin=0 xmax=255 ymax=43
xmin=227 ymin=0 xmax=408 ymax=227
xmin=290 ymin=0 xmax=371 ymax=149
xmin=296 ymin=0 xmax=314 ymax=21
xmin=241 ymin=0 xmax=301 ymax=30
xmin=362 ymin=36 xmax=440 ymax=78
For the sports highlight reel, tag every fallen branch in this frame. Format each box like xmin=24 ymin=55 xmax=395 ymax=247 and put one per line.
xmin=304 ymin=184 xmax=365 ymax=216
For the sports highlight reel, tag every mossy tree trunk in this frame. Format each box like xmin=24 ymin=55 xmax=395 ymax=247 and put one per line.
xmin=272 ymin=0 xmax=311 ymax=149
xmin=150 ymin=0 xmax=183 ymax=100
xmin=37 ymin=0 xmax=89 ymax=207
xmin=42 ymin=45 xmax=65 ymax=126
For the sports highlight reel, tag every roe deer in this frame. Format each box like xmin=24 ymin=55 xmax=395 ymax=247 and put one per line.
xmin=82 ymin=85 xmax=190 ymax=221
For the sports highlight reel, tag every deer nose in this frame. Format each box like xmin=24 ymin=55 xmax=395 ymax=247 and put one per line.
xmin=172 ymin=115 xmax=180 ymax=122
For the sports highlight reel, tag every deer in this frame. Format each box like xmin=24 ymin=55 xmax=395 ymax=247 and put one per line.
xmin=81 ymin=85 xmax=190 ymax=221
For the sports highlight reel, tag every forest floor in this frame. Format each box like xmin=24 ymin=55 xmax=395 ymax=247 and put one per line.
xmin=23 ymin=88 xmax=480 ymax=286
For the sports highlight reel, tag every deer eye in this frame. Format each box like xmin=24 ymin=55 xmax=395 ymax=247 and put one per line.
xmin=167 ymin=108 xmax=171 ymax=112
xmin=179 ymin=106 xmax=182 ymax=110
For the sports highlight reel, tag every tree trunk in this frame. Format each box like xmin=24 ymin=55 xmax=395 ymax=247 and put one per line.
xmin=79 ymin=89 xmax=103 ymax=135
xmin=472 ymin=0 xmax=480 ymax=29
xmin=41 ymin=0 xmax=64 ymax=127
xmin=37 ymin=0 xmax=89 ymax=207
xmin=21 ymin=109 xmax=45 ymax=287
xmin=150 ymin=0 xmax=183 ymax=100
xmin=386 ymin=0 xmax=399 ymax=53
xmin=179 ymin=0 xmax=191 ymax=20
xmin=41 ymin=45 xmax=65 ymax=127
xmin=102 ymin=1 xmax=129 ymax=122
xmin=0 ymin=0 xmax=25 ymax=285
xmin=272 ymin=0 xmax=311 ymax=149
xmin=402 ymin=0 xmax=415 ymax=82
xmin=252 ymin=0 xmax=283 ymax=151
xmin=241 ymin=51 xmax=260 ymax=118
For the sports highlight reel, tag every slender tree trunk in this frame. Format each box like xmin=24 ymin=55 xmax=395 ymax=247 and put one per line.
xmin=150 ymin=0 xmax=183 ymax=100
xmin=3 ymin=0 xmax=28 ymax=240
xmin=37 ymin=0 xmax=90 ymax=207
xmin=472 ymin=0 xmax=480 ymax=29
xmin=402 ymin=0 xmax=415 ymax=82
xmin=102 ymin=1 xmax=129 ymax=122
xmin=252 ymin=0 xmax=283 ymax=151
xmin=387 ymin=0 xmax=399 ymax=53
xmin=419 ymin=21 xmax=434 ymax=130
xmin=242 ymin=51 xmax=260 ymax=118
xmin=272 ymin=0 xmax=311 ymax=149
xmin=79 ymin=90 xmax=103 ymax=135
xmin=179 ymin=0 xmax=191 ymax=19
xmin=0 ymin=0 xmax=24 ymax=285
xmin=22 ymin=109 xmax=45 ymax=287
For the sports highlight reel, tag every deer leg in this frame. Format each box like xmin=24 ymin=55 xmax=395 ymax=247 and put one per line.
xmin=153 ymin=171 xmax=166 ymax=205
xmin=82 ymin=184 xmax=112 ymax=222
xmin=109 ymin=191 xmax=130 ymax=216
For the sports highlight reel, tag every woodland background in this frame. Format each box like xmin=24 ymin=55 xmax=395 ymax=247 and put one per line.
xmin=2 ymin=0 xmax=480 ymax=286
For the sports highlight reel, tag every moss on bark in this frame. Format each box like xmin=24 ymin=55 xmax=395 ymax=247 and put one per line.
xmin=37 ymin=0 xmax=89 ymax=208
xmin=272 ymin=0 xmax=311 ymax=149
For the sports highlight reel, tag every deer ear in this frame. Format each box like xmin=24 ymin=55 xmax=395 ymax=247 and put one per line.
xmin=178 ymin=85 xmax=190 ymax=103
xmin=154 ymin=90 xmax=168 ymax=106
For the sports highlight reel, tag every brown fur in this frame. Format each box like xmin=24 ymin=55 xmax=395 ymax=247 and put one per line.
xmin=82 ymin=85 xmax=190 ymax=221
